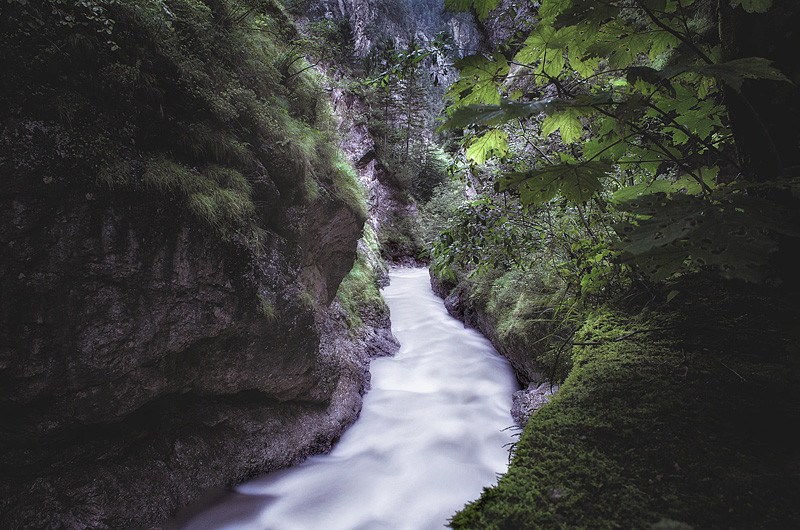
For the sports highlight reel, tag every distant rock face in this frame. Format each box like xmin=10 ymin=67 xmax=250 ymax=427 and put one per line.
xmin=305 ymin=0 xmax=482 ymax=59
xmin=0 ymin=118 xmax=396 ymax=529
xmin=329 ymin=85 xmax=416 ymax=236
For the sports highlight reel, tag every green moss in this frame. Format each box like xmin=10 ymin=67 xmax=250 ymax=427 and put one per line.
xmin=2 ymin=0 xmax=365 ymax=244
xmin=451 ymin=280 xmax=800 ymax=529
xmin=335 ymin=224 xmax=388 ymax=332
xmin=335 ymin=250 xmax=384 ymax=332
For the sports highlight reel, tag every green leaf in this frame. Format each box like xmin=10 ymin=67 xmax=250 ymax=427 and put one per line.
xmin=627 ymin=66 xmax=675 ymax=95
xmin=552 ymin=0 xmax=618 ymax=29
xmin=615 ymin=193 xmax=706 ymax=254
xmin=474 ymin=0 xmax=502 ymax=19
xmin=445 ymin=0 xmax=502 ymax=19
xmin=540 ymin=0 xmax=573 ymax=21
xmin=671 ymin=100 xmax=724 ymax=142
xmin=666 ymin=290 xmax=679 ymax=302
xmin=439 ymin=98 xmax=557 ymax=131
xmin=466 ymin=129 xmax=509 ymax=164
xmin=730 ymin=0 xmax=772 ymax=13
xmin=615 ymin=191 xmax=792 ymax=282
xmin=446 ymin=53 xmax=510 ymax=106
xmin=499 ymin=162 xmax=609 ymax=204
xmin=648 ymin=28 xmax=682 ymax=58
xmin=516 ymin=25 xmax=556 ymax=65
xmin=611 ymin=180 xmax=681 ymax=203
xmin=568 ymin=44 xmax=600 ymax=78
xmin=443 ymin=0 xmax=473 ymax=12
xmin=625 ymin=241 xmax=691 ymax=282
xmin=666 ymin=57 xmax=791 ymax=92
xmin=541 ymin=106 xmax=594 ymax=143
xmin=440 ymin=95 xmax=606 ymax=132
xmin=587 ymin=21 xmax=653 ymax=68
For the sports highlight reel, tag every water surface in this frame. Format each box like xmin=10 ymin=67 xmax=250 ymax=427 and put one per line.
xmin=172 ymin=267 xmax=519 ymax=530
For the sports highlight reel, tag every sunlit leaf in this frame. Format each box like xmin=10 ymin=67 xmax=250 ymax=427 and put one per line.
xmin=439 ymin=98 xmax=557 ymax=131
xmin=466 ymin=129 xmax=509 ymax=164
xmin=541 ymin=106 xmax=593 ymax=143
xmin=446 ymin=53 xmax=510 ymax=106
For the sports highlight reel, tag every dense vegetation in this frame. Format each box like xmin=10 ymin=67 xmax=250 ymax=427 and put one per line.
xmin=293 ymin=0 xmax=462 ymax=261
xmin=420 ymin=0 xmax=800 ymax=375
xmin=1 ymin=0 xmax=367 ymax=244
xmin=450 ymin=281 xmax=799 ymax=529
xmin=419 ymin=1 xmax=800 ymax=528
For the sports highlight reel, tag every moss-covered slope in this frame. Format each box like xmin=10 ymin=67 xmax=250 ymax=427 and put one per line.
xmin=0 ymin=0 xmax=366 ymax=236
xmin=450 ymin=277 xmax=800 ymax=529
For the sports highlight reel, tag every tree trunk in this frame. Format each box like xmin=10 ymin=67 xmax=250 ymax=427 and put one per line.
xmin=719 ymin=0 xmax=800 ymax=182
xmin=718 ymin=0 xmax=800 ymax=289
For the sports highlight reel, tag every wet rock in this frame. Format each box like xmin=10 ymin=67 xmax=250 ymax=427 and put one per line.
xmin=511 ymin=382 xmax=560 ymax=428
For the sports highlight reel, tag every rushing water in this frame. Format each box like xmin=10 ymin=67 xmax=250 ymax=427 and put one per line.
xmin=169 ymin=268 xmax=519 ymax=530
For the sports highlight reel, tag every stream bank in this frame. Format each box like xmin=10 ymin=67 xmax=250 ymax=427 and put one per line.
xmin=437 ymin=270 xmax=800 ymax=529
xmin=164 ymin=267 xmax=519 ymax=530
xmin=0 ymin=1 xmax=400 ymax=528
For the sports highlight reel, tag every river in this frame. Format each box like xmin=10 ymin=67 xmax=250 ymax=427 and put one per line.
xmin=168 ymin=267 xmax=519 ymax=530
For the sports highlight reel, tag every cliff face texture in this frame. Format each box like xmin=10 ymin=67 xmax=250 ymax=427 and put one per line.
xmin=430 ymin=275 xmax=544 ymax=385
xmin=0 ymin=1 xmax=398 ymax=528
xmin=330 ymin=84 xmax=417 ymax=241
xmin=0 ymin=124 xmax=393 ymax=530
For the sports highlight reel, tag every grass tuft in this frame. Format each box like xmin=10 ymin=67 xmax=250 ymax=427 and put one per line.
xmin=2 ymin=0 xmax=365 ymax=247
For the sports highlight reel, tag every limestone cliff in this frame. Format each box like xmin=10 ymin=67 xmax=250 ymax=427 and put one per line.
xmin=0 ymin=1 xmax=397 ymax=528
xmin=303 ymin=0 xmax=482 ymax=61
xmin=297 ymin=0 xmax=483 ymax=265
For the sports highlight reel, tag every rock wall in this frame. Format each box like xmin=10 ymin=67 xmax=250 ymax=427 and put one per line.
xmin=329 ymin=85 xmax=416 ymax=243
xmin=430 ymin=274 xmax=545 ymax=386
xmin=0 ymin=118 xmax=396 ymax=529
xmin=308 ymin=0 xmax=482 ymax=58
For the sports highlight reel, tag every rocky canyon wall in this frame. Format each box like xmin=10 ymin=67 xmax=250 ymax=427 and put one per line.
xmin=0 ymin=122 xmax=395 ymax=530
xmin=0 ymin=1 xmax=398 ymax=528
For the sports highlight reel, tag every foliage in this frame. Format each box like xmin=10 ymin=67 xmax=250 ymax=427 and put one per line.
xmin=437 ymin=0 xmax=799 ymax=287
xmin=0 ymin=0 xmax=367 ymax=243
xmin=416 ymin=179 xmax=468 ymax=248
xmin=367 ymin=33 xmax=453 ymax=200
xmin=444 ymin=0 xmax=501 ymax=20
xmin=379 ymin=213 xmax=426 ymax=263
xmin=335 ymin=245 xmax=384 ymax=331
xmin=432 ymin=196 xmax=540 ymax=276
xmin=450 ymin=279 xmax=800 ymax=529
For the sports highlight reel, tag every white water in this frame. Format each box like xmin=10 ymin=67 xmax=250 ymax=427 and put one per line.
xmin=170 ymin=268 xmax=519 ymax=530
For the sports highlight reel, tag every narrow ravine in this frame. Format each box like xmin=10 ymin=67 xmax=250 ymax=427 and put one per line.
xmin=169 ymin=268 xmax=519 ymax=530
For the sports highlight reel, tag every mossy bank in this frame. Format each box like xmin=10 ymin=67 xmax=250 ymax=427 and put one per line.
xmin=437 ymin=272 xmax=800 ymax=529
